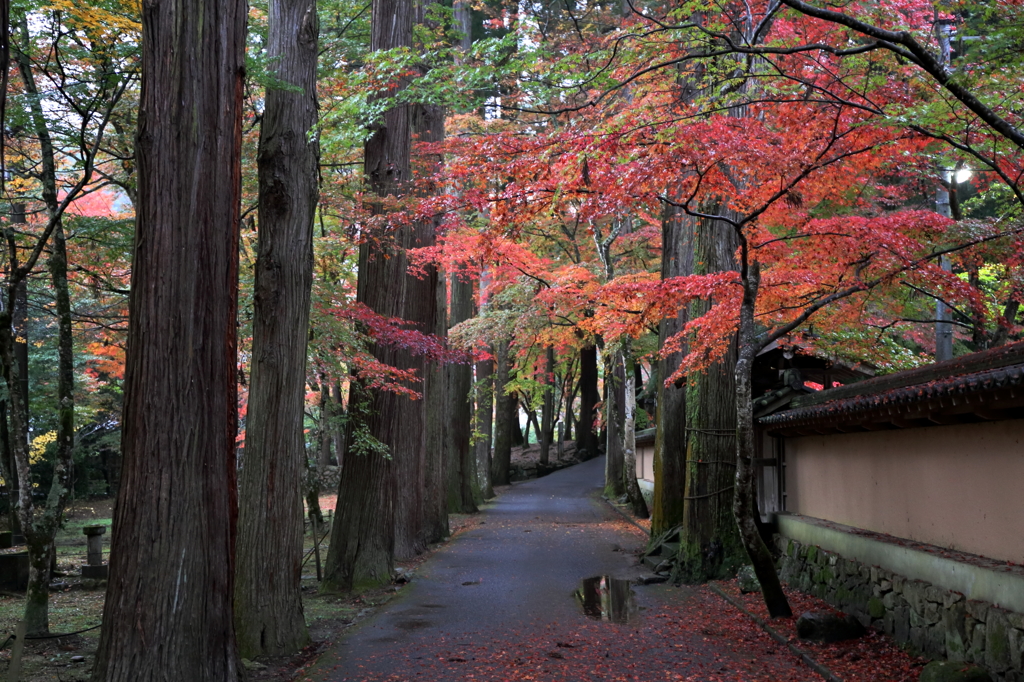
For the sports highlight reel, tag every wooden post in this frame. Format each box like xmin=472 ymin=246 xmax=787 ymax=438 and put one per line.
xmin=9 ymin=620 xmax=26 ymax=682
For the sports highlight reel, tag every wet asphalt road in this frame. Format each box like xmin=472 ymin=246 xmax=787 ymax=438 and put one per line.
xmin=305 ymin=456 xmax=811 ymax=682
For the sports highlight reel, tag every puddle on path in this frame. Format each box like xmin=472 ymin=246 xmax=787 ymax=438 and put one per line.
xmin=575 ymin=576 xmax=638 ymax=623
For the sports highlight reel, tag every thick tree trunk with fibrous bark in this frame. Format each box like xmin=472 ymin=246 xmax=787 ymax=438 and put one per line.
xmin=475 ymin=357 xmax=494 ymax=498
xmin=322 ymin=382 xmax=397 ymax=593
xmin=652 ymin=204 xmax=692 ymax=537
xmin=677 ymin=211 xmax=744 ymax=584
xmin=539 ymin=347 xmax=554 ymax=465
xmin=447 ymin=271 xmax=478 ymax=512
xmin=323 ymin=0 xmax=412 ymax=590
xmin=490 ymin=342 xmax=514 ymax=486
xmin=234 ymin=0 xmax=319 ymax=657
xmin=392 ymin=102 xmax=444 ymax=558
xmin=92 ymin=0 xmax=247 ymax=674
xmin=317 ymin=376 xmax=337 ymax=469
xmin=422 ymin=263 xmax=448 ymax=544
xmin=575 ymin=345 xmax=600 ymax=459
xmin=414 ymin=100 xmax=448 ymax=548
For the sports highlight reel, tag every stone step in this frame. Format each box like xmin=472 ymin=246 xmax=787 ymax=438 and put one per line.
xmin=660 ymin=542 xmax=680 ymax=558
xmin=643 ymin=554 xmax=663 ymax=571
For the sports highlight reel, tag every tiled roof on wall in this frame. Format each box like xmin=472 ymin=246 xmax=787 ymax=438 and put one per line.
xmin=759 ymin=341 xmax=1024 ymax=435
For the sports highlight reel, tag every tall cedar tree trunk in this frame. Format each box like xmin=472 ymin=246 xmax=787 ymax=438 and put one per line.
xmin=318 ymin=374 xmax=336 ymax=469
xmin=390 ymin=117 xmax=441 ymax=561
xmin=234 ymin=0 xmax=318 ymax=657
xmin=735 ymin=260 xmax=791 ymax=617
xmin=677 ymin=211 xmax=743 ymax=583
xmin=423 ymin=275 xmax=448 ymax=539
xmin=92 ymin=0 xmax=246 ymax=673
xmin=652 ymin=204 xmax=692 ymax=536
xmin=8 ymin=24 xmax=78 ymax=633
xmin=621 ymin=350 xmax=648 ymax=517
xmin=575 ymin=345 xmax=600 ymax=459
xmin=490 ymin=341 xmax=514 ymax=486
xmin=446 ymin=0 xmax=480 ymax=509
xmin=603 ymin=356 xmax=625 ymax=498
xmin=474 ymin=356 xmax=495 ymax=498
xmin=650 ymin=54 xmax=703 ymax=538
xmin=414 ymin=98 xmax=449 ymax=547
xmin=539 ymin=347 xmax=554 ymax=465
xmin=448 ymin=272 xmax=478 ymax=511
xmin=322 ymin=0 xmax=411 ymax=591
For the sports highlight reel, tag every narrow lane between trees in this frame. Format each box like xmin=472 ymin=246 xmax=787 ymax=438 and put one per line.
xmin=305 ymin=456 xmax=815 ymax=682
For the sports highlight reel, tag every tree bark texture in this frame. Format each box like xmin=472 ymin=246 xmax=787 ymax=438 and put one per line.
xmin=235 ymin=0 xmax=319 ymax=657
xmin=447 ymin=271 xmax=478 ymax=512
xmin=93 ymin=0 xmax=246 ymax=674
xmin=490 ymin=341 xmax=514 ymax=486
xmin=677 ymin=211 xmax=743 ymax=583
xmin=324 ymin=0 xmax=412 ymax=589
xmin=322 ymin=382 xmax=396 ymax=593
xmin=318 ymin=376 xmax=336 ymax=468
xmin=474 ymin=357 xmax=494 ymax=498
xmin=603 ymin=355 xmax=625 ymax=498
xmin=422 ymin=263 xmax=448 ymax=544
xmin=734 ymin=261 xmax=792 ymax=617
xmin=575 ymin=345 xmax=600 ymax=459
xmin=652 ymin=204 xmax=692 ymax=537
xmin=539 ymin=347 xmax=554 ymax=465
xmin=621 ymin=350 xmax=649 ymax=518
xmin=411 ymin=101 xmax=447 ymax=551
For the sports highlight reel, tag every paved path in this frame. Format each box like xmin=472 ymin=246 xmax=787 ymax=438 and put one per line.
xmin=305 ymin=457 xmax=813 ymax=682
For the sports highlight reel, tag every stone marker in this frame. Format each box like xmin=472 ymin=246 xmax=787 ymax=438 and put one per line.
xmin=0 ymin=552 xmax=29 ymax=590
xmin=81 ymin=525 xmax=108 ymax=579
xmin=918 ymin=661 xmax=993 ymax=682
xmin=796 ymin=611 xmax=866 ymax=643
xmin=0 ymin=530 xmax=26 ymax=548
xmin=738 ymin=565 xmax=761 ymax=594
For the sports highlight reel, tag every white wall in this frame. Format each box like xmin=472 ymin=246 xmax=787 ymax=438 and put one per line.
xmin=785 ymin=419 xmax=1024 ymax=564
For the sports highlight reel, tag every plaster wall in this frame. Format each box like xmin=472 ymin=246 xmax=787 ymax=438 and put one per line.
xmin=785 ymin=419 xmax=1024 ymax=564
xmin=635 ymin=442 xmax=656 ymax=482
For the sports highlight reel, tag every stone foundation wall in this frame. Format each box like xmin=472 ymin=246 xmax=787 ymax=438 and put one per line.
xmin=776 ymin=535 xmax=1024 ymax=682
